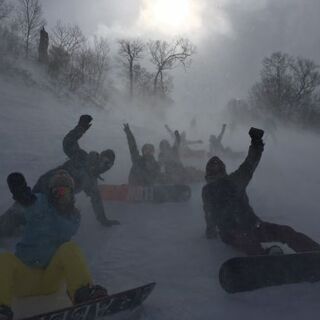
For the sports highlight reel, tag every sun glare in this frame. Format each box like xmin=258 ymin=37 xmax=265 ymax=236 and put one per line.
xmin=139 ymin=0 xmax=203 ymax=35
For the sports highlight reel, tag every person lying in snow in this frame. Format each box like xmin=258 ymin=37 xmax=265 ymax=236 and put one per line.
xmin=0 ymin=171 xmax=108 ymax=320
xmin=123 ymin=123 xmax=161 ymax=186
xmin=158 ymin=130 xmax=186 ymax=184
xmin=202 ymin=127 xmax=320 ymax=255
xmin=33 ymin=115 xmax=119 ymax=227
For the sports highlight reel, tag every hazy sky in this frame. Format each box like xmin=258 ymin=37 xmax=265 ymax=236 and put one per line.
xmin=41 ymin=0 xmax=320 ymax=112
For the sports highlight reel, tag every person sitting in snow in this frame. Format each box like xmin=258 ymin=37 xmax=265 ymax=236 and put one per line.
xmin=165 ymin=124 xmax=205 ymax=158
xmin=123 ymin=123 xmax=161 ymax=186
xmin=158 ymin=129 xmax=186 ymax=184
xmin=202 ymin=127 xmax=320 ymax=255
xmin=0 ymin=171 xmax=108 ymax=320
xmin=208 ymin=124 xmax=243 ymax=160
xmin=33 ymin=115 xmax=119 ymax=227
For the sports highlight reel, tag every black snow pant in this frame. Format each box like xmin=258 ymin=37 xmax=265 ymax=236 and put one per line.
xmin=220 ymin=222 xmax=320 ymax=255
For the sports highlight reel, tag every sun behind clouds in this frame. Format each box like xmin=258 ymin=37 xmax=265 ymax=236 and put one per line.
xmin=139 ymin=0 xmax=204 ymax=35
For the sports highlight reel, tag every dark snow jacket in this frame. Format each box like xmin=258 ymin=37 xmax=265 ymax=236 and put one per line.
xmin=158 ymin=136 xmax=185 ymax=184
xmin=125 ymin=129 xmax=160 ymax=186
xmin=33 ymin=125 xmax=109 ymax=224
xmin=202 ymin=142 xmax=263 ymax=236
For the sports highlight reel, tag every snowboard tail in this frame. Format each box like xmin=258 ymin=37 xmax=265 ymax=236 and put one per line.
xmin=219 ymin=252 xmax=320 ymax=293
xmin=20 ymin=282 xmax=156 ymax=320
xmin=99 ymin=184 xmax=191 ymax=203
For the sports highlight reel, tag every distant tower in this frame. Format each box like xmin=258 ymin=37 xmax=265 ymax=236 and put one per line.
xmin=38 ymin=26 xmax=49 ymax=63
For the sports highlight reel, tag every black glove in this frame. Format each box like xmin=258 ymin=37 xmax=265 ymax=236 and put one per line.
xmin=249 ymin=127 xmax=264 ymax=146
xmin=7 ymin=172 xmax=36 ymax=207
xmin=78 ymin=115 xmax=93 ymax=131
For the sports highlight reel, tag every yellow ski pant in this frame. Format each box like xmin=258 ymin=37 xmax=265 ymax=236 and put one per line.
xmin=0 ymin=241 xmax=92 ymax=306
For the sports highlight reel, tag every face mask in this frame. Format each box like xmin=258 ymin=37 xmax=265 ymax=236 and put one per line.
xmin=51 ymin=186 xmax=73 ymax=207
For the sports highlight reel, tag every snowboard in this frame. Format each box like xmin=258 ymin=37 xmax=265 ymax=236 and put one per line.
xmin=99 ymin=184 xmax=191 ymax=203
xmin=20 ymin=282 xmax=156 ymax=320
xmin=219 ymin=252 xmax=320 ymax=293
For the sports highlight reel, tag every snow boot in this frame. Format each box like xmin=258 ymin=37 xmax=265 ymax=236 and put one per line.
xmin=265 ymin=245 xmax=284 ymax=256
xmin=73 ymin=285 xmax=108 ymax=304
xmin=0 ymin=305 xmax=13 ymax=320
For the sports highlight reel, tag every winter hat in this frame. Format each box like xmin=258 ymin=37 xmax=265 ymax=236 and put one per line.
xmin=205 ymin=156 xmax=226 ymax=179
xmin=100 ymin=149 xmax=115 ymax=163
xmin=49 ymin=170 xmax=74 ymax=191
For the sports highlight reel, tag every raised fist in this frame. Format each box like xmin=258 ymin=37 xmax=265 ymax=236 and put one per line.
xmin=78 ymin=115 xmax=93 ymax=130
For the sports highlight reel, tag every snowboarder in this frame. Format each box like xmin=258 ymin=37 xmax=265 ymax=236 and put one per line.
xmin=202 ymin=127 xmax=320 ymax=255
xmin=158 ymin=129 xmax=185 ymax=184
xmin=33 ymin=115 xmax=119 ymax=227
xmin=208 ymin=124 xmax=244 ymax=160
xmin=0 ymin=171 xmax=108 ymax=320
xmin=165 ymin=124 xmax=205 ymax=159
xmin=123 ymin=123 xmax=161 ymax=186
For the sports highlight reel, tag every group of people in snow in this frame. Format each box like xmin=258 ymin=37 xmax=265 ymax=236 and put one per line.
xmin=0 ymin=115 xmax=318 ymax=319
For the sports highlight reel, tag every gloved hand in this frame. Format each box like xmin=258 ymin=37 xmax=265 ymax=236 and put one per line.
xmin=249 ymin=127 xmax=264 ymax=146
xmin=123 ymin=123 xmax=131 ymax=134
xmin=7 ymin=172 xmax=36 ymax=207
xmin=78 ymin=115 xmax=93 ymax=131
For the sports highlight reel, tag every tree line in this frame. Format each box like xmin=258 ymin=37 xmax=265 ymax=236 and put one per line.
xmin=226 ymin=52 xmax=320 ymax=130
xmin=0 ymin=0 xmax=195 ymax=106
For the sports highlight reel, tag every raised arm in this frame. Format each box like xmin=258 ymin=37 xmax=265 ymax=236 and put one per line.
xmin=217 ymin=124 xmax=227 ymax=142
xmin=83 ymin=181 xmax=119 ymax=226
xmin=63 ymin=115 xmax=92 ymax=161
xmin=123 ymin=123 xmax=140 ymax=163
xmin=164 ymin=124 xmax=175 ymax=139
xmin=229 ymin=128 xmax=264 ymax=190
xmin=1 ymin=172 xmax=36 ymax=238
xmin=172 ymin=130 xmax=181 ymax=156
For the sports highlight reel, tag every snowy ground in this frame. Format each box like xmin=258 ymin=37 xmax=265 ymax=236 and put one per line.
xmin=1 ymin=76 xmax=320 ymax=320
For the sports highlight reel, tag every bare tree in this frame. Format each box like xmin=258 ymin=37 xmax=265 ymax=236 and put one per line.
xmin=249 ymin=51 xmax=320 ymax=122
xmin=118 ymin=39 xmax=144 ymax=97
xmin=0 ymin=0 xmax=13 ymax=20
xmin=148 ymin=38 xmax=195 ymax=95
xmin=290 ymin=57 xmax=320 ymax=104
xmin=68 ymin=37 xmax=110 ymax=95
xmin=16 ymin=0 xmax=45 ymax=58
xmin=51 ymin=20 xmax=86 ymax=56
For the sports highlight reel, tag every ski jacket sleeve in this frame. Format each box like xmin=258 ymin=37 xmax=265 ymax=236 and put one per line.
xmin=165 ymin=125 xmax=175 ymax=139
xmin=63 ymin=125 xmax=88 ymax=162
xmin=229 ymin=142 xmax=264 ymax=191
xmin=125 ymin=128 xmax=140 ymax=163
xmin=83 ymin=180 xmax=108 ymax=224
xmin=217 ymin=124 xmax=226 ymax=142
xmin=0 ymin=202 xmax=26 ymax=238
xmin=172 ymin=131 xmax=181 ymax=159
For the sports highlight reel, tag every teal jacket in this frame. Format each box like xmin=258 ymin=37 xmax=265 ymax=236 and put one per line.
xmin=15 ymin=193 xmax=80 ymax=268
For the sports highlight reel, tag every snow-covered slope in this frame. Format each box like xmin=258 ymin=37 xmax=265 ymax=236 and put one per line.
xmin=1 ymin=76 xmax=320 ymax=320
